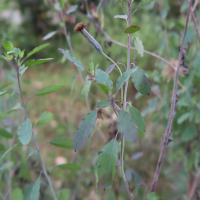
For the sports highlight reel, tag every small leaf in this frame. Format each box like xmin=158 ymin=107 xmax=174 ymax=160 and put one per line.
xmin=0 ymin=142 xmax=20 ymax=162
xmin=11 ymin=188 xmax=23 ymax=200
xmin=138 ymin=0 xmax=154 ymax=8
xmin=96 ymin=100 xmax=111 ymax=109
xmin=58 ymin=48 xmax=85 ymax=71
xmin=3 ymin=40 xmax=14 ymax=51
xmin=106 ymin=64 xmax=115 ymax=75
xmin=50 ymin=138 xmax=73 ymax=149
xmin=36 ymin=85 xmax=64 ymax=96
xmin=0 ymin=54 xmax=8 ymax=61
xmin=129 ymin=106 xmax=146 ymax=132
xmin=58 ymin=189 xmax=70 ymax=200
xmin=117 ymin=110 xmax=138 ymax=142
xmin=97 ymin=139 xmax=119 ymax=191
xmin=25 ymin=58 xmax=54 ymax=67
xmin=37 ymin=111 xmax=53 ymax=125
xmin=116 ymin=68 xmax=136 ymax=91
xmin=134 ymin=37 xmax=144 ymax=57
xmin=30 ymin=177 xmax=40 ymax=200
xmin=177 ymin=112 xmax=190 ymax=124
xmin=0 ymin=129 xmax=13 ymax=138
xmin=96 ymin=69 xmax=113 ymax=90
xmin=81 ymin=79 xmax=92 ymax=100
xmin=0 ymin=82 xmax=13 ymax=91
xmin=181 ymin=125 xmax=196 ymax=142
xmin=19 ymin=65 xmax=28 ymax=76
xmin=0 ymin=91 xmax=9 ymax=97
xmin=58 ymin=163 xmax=81 ymax=171
xmin=42 ymin=31 xmax=57 ymax=40
xmin=117 ymin=0 xmax=123 ymax=4
xmin=88 ymin=61 xmax=94 ymax=75
xmin=114 ymin=15 xmax=128 ymax=20
xmin=20 ymin=50 xmax=25 ymax=58
xmin=7 ymin=103 xmax=22 ymax=114
xmin=131 ymin=67 xmax=151 ymax=95
xmin=17 ymin=119 xmax=32 ymax=145
xmin=124 ymin=25 xmax=141 ymax=34
xmin=26 ymin=43 xmax=49 ymax=58
xmin=147 ymin=192 xmax=160 ymax=200
xmin=73 ymin=111 xmax=97 ymax=151
xmin=93 ymin=83 xmax=111 ymax=94
xmin=66 ymin=5 xmax=78 ymax=14
xmin=23 ymin=184 xmax=34 ymax=200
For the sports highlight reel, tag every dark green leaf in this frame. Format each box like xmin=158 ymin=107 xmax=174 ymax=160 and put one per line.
xmin=129 ymin=106 xmax=146 ymax=132
xmin=131 ymin=67 xmax=151 ymax=95
xmin=81 ymin=79 xmax=92 ymax=100
xmin=0 ymin=91 xmax=9 ymax=97
xmin=138 ymin=0 xmax=154 ymax=8
xmin=0 ymin=54 xmax=8 ymax=61
xmin=23 ymin=184 xmax=34 ymax=200
xmin=117 ymin=110 xmax=138 ymax=142
xmin=58 ymin=163 xmax=81 ymax=171
xmin=93 ymin=83 xmax=111 ymax=94
xmin=177 ymin=112 xmax=190 ymax=124
xmin=58 ymin=48 xmax=85 ymax=70
xmin=181 ymin=125 xmax=196 ymax=142
xmin=147 ymin=192 xmax=159 ymax=200
xmin=42 ymin=31 xmax=57 ymax=40
xmin=37 ymin=111 xmax=53 ymax=125
xmin=25 ymin=58 xmax=54 ymax=67
xmin=36 ymin=85 xmax=64 ymax=96
xmin=66 ymin=5 xmax=78 ymax=14
xmin=17 ymin=119 xmax=32 ymax=145
xmin=0 ymin=129 xmax=13 ymax=138
xmin=7 ymin=103 xmax=22 ymax=114
xmin=124 ymin=25 xmax=140 ymax=34
xmin=96 ymin=100 xmax=111 ymax=109
xmin=50 ymin=138 xmax=73 ymax=149
xmin=117 ymin=0 xmax=123 ymax=4
xmin=26 ymin=44 xmax=49 ymax=58
xmin=97 ymin=139 xmax=119 ymax=191
xmin=96 ymin=69 xmax=113 ymax=90
xmin=116 ymin=68 xmax=136 ymax=91
xmin=58 ymin=189 xmax=70 ymax=200
xmin=73 ymin=111 xmax=97 ymax=151
xmin=11 ymin=188 xmax=23 ymax=200
xmin=3 ymin=40 xmax=14 ymax=51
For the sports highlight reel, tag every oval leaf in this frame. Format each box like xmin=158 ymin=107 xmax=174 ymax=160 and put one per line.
xmin=0 ymin=129 xmax=13 ymax=139
xmin=11 ymin=188 xmax=23 ymax=200
xmin=3 ymin=40 xmax=14 ymax=51
xmin=42 ymin=31 xmax=57 ymax=40
xmin=26 ymin=44 xmax=49 ymax=58
xmin=30 ymin=177 xmax=40 ymax=200
xmin=129 ymin=106 xmax=146 ymax=132
xmin=96 ymin=100 xmax=111 ymax=109
xmin=134 ymin=37 xmax=144 ymax=57
xmin=25 ymin=58 xmax=54 ymax=67
xmin=17 ymin=119 xmax=32 ymax=145
xmin=131 ymin=67 xmax=151 ymax=95
xmin=37 ymin=111 xmax=53 ymax=125
xmin=138 ymin=0 xmax=154 ymax=8
xmin=97 ymin=139 xmax=119 ymax=191
xmin=58 ymin=189 xmax=70 ymax=200
xmin=36 ymin=85 xmax=64 ymax=96
xmin=96 ymin=69 xmax=113 ymax=90
xmin=81 ymin=79 xmax=92 ymax=100
xmin=66 ymin=5 xmax=78 ymax=14
xmin=73 ymin=111 xmax=97 ymax=152
xmin=58 ymin=163 xmax=81 ymax=171
xmin=117 ymin=110 xmax=138 ymax=142
xmin=58 ymin=48 xmax=85 ymax=71
xmin=124 ymin=25 xmax=141 ymax=34
xmin=116 ymin=68 xmax=136 ymax=91
xmin=50 ymin=138 xmax=73 ymax=149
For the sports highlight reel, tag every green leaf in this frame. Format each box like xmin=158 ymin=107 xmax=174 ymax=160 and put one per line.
xmin=42 ymin=31 xmax=57 ymax=40
xmin=97 ymin=139 xmax=119 ymax=191
xmin=14 ymin=47 xmax=19 ymax=57
xmin=19 ymin=65 xmax=28 ymax=76
xmin=131 ymin=67 xmax=151 ymax=95
xmin=17 ymin=48 xmax=22 ymax=58
xmin=58 ymin=48 xmax=85 ymax=71
xmin=129 ymin=106 xmax=146 ymax=132
xmin=60 ymin=0 xmax=67 ymax=8
xmin=50 ymin=138 xmax=73 ymax=149
xmin=73 ymin=111 xmax=97 ymax=151
xmin=0 ymin=110 xmax=6 ymax=120
xmin=36 ymin=85 xmax=64 ymax=96
xmin=147 ymin=192 xmax=159 ymax=200
xmin=93 ymin=83 xmax=111 ymax=94
xmin=81 ymin=79 xmax=92 ymax=100
xmin=96 ymin=69 xmax=113 ymax=90
xmin=7 ymin=103 xmax=22 ymax=114
xmin=138 ymin=0 xmax=154 ymax=8
xmin=116 ymin=68 xmax=136 ymax=91
xmin=20 ymin=50 xmax=25 ymax=58
xmin=0 ymin=82 xmax=13 ymax=91
xmin=0 ymin=129 xmax=13 ymax=138
xmin=30 ymin=177 xmax=40 ymax=200
xmin=0 ymin=54 xmax=8 ymax=61
xmin=26 ymin=44 xmax=49 ymax=58
xmin=181 ymin=125 xmax=196 ymax=142
xmin=0 ymin=91 xmax=9 ymax=97
xmin=5 ymin=53 xmax=12 ymax=60
xmin=37 ymin=111 xmax=53 ymax=125
xmin=177 ymin=112 xmax=190 ymax=124
xmin=58 ymin=189 xmax=70 ymax=200
xmin=25 ymin=58 xmax=54 ymax=67
xmin=106 ymin=64 xmax=115 ymax=75
xmin=17 ymin=119 xmax=32 ymax=145
xmin=124 ymin=25 xmax=141 ymax=34
xmin=66 ymin=5 xmax=78 ymax=14
xmin=134 ymin=37 xmax=144 ymax=57
xmin=88 ymin=61 xmax=95 ymax=75
xmin=58 ymin=163 xmax=81 ymax=171
xmin=11 ymin=188 xmax=23 ymax=200
xmin=96 ymin=100 xmax=111 ymax=109
xmin=94 ymin=164 xmax=99 ymax=188
xmin=23 ymin=184 xmax=34 ymax=200
xmin=0 ymin=142 xmax=20 ymax=162
xmin=3 ymin=40 xmax=14 ymax=51
xmin=117 ymin=110 xmax=138 ymax=142
xmin=117 ymin=0 xmax=123 ymax=4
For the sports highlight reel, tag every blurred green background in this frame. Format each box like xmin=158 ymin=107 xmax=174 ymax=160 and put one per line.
xmin=0 ymin=0 xmax=200 ymax=199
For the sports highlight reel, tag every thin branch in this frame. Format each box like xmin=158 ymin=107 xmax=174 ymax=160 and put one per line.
xmin=188 ymin=167 xmax=200 ymax=200
xmin=149 ymin=0 xmax=192 ymax=192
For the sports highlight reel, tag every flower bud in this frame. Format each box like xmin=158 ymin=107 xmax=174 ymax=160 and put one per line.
xmin=74 ymin=22 xmax=103 ymax=53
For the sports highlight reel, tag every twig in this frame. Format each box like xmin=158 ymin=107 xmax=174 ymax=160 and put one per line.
xmin=149 ymin=0 xmax=192 ymax=192
xmin=188 ymin=167 xmax=200 ymax=200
